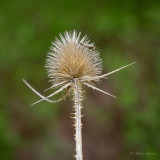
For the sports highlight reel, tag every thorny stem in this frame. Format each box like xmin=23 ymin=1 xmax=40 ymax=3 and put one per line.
xmin=74 ymin=79 xmax=83 ymax=160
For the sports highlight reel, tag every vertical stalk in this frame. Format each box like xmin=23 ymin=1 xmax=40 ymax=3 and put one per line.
xmin=74 ymin=79 xmax=83 ymax=160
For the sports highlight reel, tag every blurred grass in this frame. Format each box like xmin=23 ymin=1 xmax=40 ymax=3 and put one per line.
xmin=0 ymin=0 xmax=160 ymax=160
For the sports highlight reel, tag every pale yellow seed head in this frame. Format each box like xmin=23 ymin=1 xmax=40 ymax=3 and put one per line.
xmin=45 ymin=30 xmax=102 ymax=85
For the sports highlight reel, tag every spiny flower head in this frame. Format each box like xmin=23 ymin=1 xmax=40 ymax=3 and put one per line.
xmin=46 ymin=31 xmax=102 ymax=85
xmin=23 ymin=30 xmax=136 ymax=105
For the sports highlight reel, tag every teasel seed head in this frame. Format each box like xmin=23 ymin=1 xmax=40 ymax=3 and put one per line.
xmin=23 ymin=30 xmax=136 ymax=104
xmin=45 ymin=30 xmax=102 ymax=85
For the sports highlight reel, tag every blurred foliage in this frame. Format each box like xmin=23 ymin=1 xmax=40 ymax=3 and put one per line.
xmin=0 ymin=0 xmax=160 ymax=160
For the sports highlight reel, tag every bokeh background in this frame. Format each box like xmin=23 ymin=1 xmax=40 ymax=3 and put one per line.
xmin=0 ymin=0 xmax=160 ymax=160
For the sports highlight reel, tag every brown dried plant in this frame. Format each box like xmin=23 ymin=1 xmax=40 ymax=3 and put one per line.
xmin=23 ymin=30 xmax=135 ymax=160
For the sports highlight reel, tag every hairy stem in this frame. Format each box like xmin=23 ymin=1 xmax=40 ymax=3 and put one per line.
xmin=74 ymin=79 xmax=83 ymax=160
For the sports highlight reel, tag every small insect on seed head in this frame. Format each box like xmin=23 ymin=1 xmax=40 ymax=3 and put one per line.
xmin=80 ymin=42 xmax=95 ymax=50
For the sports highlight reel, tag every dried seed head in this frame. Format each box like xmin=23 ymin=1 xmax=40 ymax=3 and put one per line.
xmin=45 ymin=30 xmax=102 ymax=85
xmin=23 ymin=30 xmax=135 ymax=105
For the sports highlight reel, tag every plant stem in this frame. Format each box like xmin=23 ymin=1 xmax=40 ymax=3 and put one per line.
xmin=74 ymin=79 xmax=83 ymax=160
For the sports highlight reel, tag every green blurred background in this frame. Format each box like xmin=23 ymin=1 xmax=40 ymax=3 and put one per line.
xmin=0 ymin=0 xmax=160 ymax=160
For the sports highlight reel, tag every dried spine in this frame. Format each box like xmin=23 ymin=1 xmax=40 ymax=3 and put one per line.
xmin=23 ymin=30 xmax=136 ymax=160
